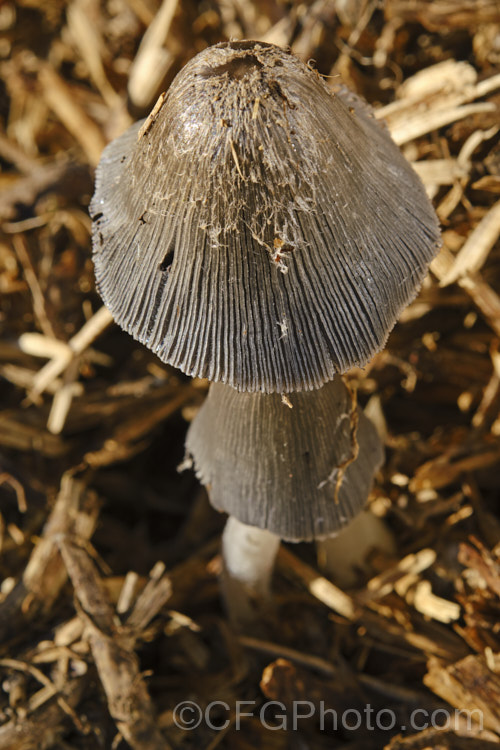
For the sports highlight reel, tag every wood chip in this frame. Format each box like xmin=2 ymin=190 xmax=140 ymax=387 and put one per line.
xmin=440 ymin=200 xmax=500 ymax=286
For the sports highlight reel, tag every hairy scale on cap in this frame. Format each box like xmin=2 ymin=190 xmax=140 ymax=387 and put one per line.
xmin=91 ymin=41 xmax=441 ymax=394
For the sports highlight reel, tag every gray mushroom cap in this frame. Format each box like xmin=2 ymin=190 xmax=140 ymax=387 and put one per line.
xmin=91 ymin=40 xmax=440 ymax=394
xmin=185 ymin=378 xmax=384 ymax=541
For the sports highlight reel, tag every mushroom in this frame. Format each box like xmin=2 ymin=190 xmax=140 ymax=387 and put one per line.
xmin=91 ymin=40 xmax=440 ymax=394
xmin=90 ymin=41 xmax=441 ymax=618
xmin=186 ymin=378 xmax=382 ymax=542
xmin=185 ymin=377 xmax=384 ymax=621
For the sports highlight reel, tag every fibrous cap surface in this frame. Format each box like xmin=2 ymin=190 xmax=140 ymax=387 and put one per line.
xmin=92 ymin=40 xmax=441 ymax=393
xmin=186 ymin=378 xmax=384 ymax=540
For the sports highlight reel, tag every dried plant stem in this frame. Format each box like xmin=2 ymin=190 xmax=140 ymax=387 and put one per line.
xmin=58 ymin=539 xmax=171 ymax=750
xmin=30 ymin=305 xmax=114 ymax=398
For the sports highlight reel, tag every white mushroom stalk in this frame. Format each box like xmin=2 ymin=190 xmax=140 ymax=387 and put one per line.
xmin=222 ymin=517 xmax=280 ymax=597
xmin=221 ymin=518 xmax=281 ymax=626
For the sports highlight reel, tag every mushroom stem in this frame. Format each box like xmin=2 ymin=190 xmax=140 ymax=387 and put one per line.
xmin=221 ymin=516 xmax=280 ymax=625
xmin=222 ymin=516 xmax=280 ymax=594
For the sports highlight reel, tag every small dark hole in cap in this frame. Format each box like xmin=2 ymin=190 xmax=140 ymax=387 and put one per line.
xmin=159 ymin=247 xmax=175 ymax=276
xmin=200 ymin=54 xmax=263 ymax=81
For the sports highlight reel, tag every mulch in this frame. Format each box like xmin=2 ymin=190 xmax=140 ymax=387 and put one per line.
xmin=1 ymin=0 xmax=500 ymax=748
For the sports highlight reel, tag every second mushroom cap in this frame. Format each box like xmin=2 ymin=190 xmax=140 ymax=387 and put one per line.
xmin=185 ymin=377 xmax=384 ymax=541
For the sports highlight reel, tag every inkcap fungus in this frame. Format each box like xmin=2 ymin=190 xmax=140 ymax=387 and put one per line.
xmin=91 ymin=40 xmax=441 ymax=394
xmin=185 ymin=377 xmax=384 ymax=541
